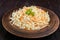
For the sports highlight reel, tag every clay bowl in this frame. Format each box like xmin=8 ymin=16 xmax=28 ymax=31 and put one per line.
xmin=2 ymin=6 xmax=59 ymax=38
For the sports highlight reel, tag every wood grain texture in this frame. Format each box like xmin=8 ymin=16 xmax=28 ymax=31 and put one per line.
xmin=2 ymin=6 xmax=59 ymax=38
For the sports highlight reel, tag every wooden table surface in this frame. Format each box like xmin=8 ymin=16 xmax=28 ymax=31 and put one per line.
xmin=0 ymin=0 xmax=60 ymax=40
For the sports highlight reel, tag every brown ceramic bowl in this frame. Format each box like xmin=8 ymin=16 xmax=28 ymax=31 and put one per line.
xmin=2 ymin=6 xmax=59 ymax=38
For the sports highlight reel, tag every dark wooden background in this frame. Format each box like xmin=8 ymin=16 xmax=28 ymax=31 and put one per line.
xmin=0 ymin=0 xmax=60 ymax=40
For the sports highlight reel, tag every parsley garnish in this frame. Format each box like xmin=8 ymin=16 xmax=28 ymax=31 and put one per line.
xmin=26 ymin=9 xmax=34 ymax=16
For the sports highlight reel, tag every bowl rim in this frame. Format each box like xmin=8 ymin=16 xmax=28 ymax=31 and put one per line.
xmin=2 ymin=6 xmax=59 ymax=38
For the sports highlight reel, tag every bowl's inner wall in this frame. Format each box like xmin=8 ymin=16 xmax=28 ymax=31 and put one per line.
xmin=2 ymin=5 xmax=58 ymax=35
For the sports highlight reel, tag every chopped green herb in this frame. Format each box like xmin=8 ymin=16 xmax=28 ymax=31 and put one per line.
xmin=31 ymin=12 xmax=34 ymax=16
xmin=26 ymin=9 xmax=32 ymax=15
xmin=25 ymin=9 xmax=35 ymax=16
